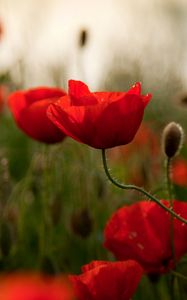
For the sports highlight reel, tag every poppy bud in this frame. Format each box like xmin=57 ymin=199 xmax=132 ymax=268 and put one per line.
xmin=70 ymin=208 xmax=93 ymax=238
xmin=162 ymin=122 xmax=184 ymax=158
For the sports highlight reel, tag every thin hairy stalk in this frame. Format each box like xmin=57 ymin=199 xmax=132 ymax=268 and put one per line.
xmin=166 ymin=158 xmax=174 ymax=200
xmin=166 ymin=157 xmax=176 ymax=269
xmin=101 ymin=149 xmax=187 ymax=225
xmin=166 ymin=157 xmax=179 ymax=300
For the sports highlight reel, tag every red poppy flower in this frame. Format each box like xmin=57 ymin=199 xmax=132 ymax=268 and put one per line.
xmin=69 ymin=260 xmax=143 ymax=300
xmin=47 ymin=80 xmax=151 ymax=149
xmin=171 ymin=159 xmax=187 ymax=187
xmin=104 ymin=200 xmax=187 ymax=274
xmin=8 ymin=87 xmax=67 ymax=143
xmin=0 ymin=273 xmax=74 ymax=300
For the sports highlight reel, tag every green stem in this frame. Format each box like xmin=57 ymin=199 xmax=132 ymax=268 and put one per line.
xmin=166 ymin=158 xmax=174 ymax=201
xmin=166 ymin=157 xmax=176 ymax=268
xmin=166 ymin=158 xmax=180 ymax=300
xmin=173 ymin=276 xmax=181 ymax=300
xmin=101 ymin=149 xmax=187 ymax=225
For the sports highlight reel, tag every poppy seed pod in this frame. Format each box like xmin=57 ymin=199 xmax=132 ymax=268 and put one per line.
xmin=162 ymin=122 xmax=184 ymax=158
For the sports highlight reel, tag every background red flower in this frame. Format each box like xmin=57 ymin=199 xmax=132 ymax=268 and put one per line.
xmin=69 ymin=260 xmax=143 ymax=300
xmin=8 ymin=87 xmax=67 ymax=144
xmin=0 ymin=273 xmax=74 ymax=300
xmin=108 ymin=122 xmax=160 ymax=188
xmin=172 ymin=159 xmax=187 ymax=187
xmin=104 ymin=200 xmax=187 ymax=274
xmin=47 ymin=80 xmax=151 ymax=149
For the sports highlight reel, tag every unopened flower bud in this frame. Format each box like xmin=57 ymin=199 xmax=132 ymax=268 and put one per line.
xmin=162 ymin=122 xmax=184 ymax=158
xmin=79 ymin=29 xmax=88 ymax=48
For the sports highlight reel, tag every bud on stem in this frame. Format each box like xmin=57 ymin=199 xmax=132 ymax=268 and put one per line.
xmin=162 ymin=122 xmax=184 ymax=158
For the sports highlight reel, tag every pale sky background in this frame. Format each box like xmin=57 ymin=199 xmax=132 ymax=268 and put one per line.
xmin=0 ymin=0 xmax=187 ymax=101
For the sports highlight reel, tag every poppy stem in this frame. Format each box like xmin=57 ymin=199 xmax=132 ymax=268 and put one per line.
xmin=165 ymin=157 xmax=176 ymax=269
xmin=165 ymin=158 xmax=179 ymax=300
xmin=166 ymin=157 xmax=175 ymax=200
xmin=101 ymin=149 xmax=187 ymax=225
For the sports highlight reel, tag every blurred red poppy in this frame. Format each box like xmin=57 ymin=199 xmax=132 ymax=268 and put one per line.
xmin=172 ymin=159 xmax=187 ymax=187
xmin=104 ymin=200 xmax=187 ymax=274
xmin=0 ymin=85 xmax=8 ymax=113
xmin=0 ymin=273 xmax=75 ymax=300
xmin=108 ymin=122 xmax=160 ymax=187
xmin=47 ymin=80 xmax=151 ymax=149
xmin=8 ymin=87 xmax=66 ymax=143
xmin=0 ymin=19 xmax=4 ymax=40
xmin=109 ymin=122 xmax=159 ymax=161
xmin=69 ymin=260 xmax=143 ymax=300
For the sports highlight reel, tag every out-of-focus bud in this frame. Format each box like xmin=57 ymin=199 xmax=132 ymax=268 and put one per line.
xmin=70 ymin=208 xmax=93 ymax=238
xmin=79 ymin=29 xmax=88 ymax=47
xmin=162 ymin=122 xmax=184 ymax=158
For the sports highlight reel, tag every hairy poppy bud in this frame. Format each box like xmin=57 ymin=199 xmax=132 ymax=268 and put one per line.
xmin=162 ymin=122 xmax=184 ymax=158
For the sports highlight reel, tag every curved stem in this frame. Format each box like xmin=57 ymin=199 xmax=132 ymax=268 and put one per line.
xmin=101 ymin=149 xmax=187 ymax=225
